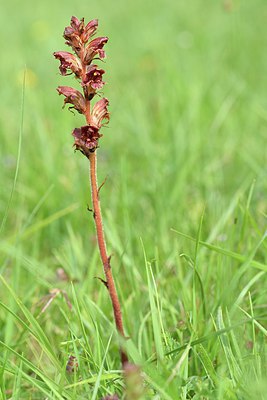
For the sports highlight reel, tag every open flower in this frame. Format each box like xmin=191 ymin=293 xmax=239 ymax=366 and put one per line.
xmin=90 ymin=98 xmax=110 ymax=128
xmin=57 ymin=86 xmax=86 ymax=114
xmin=84 ymin=37 xmax=108 ymax=64
xmin=82 ymin=65 xmax=105 ymax=98
xmin=72 ymin=125 xmax=102 ymax=155
xmin=53 ymin=51 xmax=82 ymax=77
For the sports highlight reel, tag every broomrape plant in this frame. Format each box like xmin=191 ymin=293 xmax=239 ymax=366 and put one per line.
xmin=54 ymin=16 xmax=128 ymax=367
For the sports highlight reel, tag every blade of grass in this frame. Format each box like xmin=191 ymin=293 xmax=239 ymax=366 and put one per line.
xmin=234 ymin=271 xmax=265 ymax=308
xmin=0 ymin=68 xmax=25 ymax=235
xmin=164 ymin=316 xmax=265 ymax=358
xmin=91 ymin=334 xmax=113 ymax=400
xmin=192 ymin=209 xmax=206 ymax=330
xmin=70 ymin=283 xmax=97 ymax=369
xmin=239 ymin=179 xmax=256 ymax=243
xmin=0 ymin=341 xmax=71 ymax=399
xmin=213 ymin=308 xmax=242 ymax=384
xmin=8 ymin=202 xmax=79 ymax=242
xmin=142 ymin=239 xmax=164 ymax=361
xmin=166 ymin=342 xmax=191 ymax=384
xmin=65 ymin=372 xmax=120 ymax=389
xmin=171 ymin=229 xmax=267 ymax=272
xmin=239 ymin=307 xmax=267 ymax=337
xmin=0 ymin=275 xmax=60 ymax=369
xmin=12 ymin=359 xmax=23 ymax=400
xmin=195 ymin=343 xmax=219 ymax=387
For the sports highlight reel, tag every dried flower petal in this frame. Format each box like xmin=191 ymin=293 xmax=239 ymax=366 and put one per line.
xmin=72 ymin=125 xmax=102 ymax=155
xmin=53 ymin=51 xmax=82 ymax=77
xmin=84 ymin=37 xmax=108 ymax=64
xmin=57 ymin=86 xmax=86 ymax=114
xmin=91 ymin=98 xmax=110 ymax=128
xmin=83 ymin=65 xmax=105 ymax=98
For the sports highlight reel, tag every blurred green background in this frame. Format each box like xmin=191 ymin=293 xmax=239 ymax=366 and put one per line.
xmin=1 ymin=0 xmax=267 ymax=239
xmin=0 ymin=0 xmax=267 ymax=398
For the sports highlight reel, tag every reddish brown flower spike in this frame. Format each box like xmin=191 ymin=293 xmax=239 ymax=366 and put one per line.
xmin=54 ymin=16 xmax=109 ymax=155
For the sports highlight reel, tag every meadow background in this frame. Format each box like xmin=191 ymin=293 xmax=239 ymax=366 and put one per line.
xmin=0 ymin=0 xmax=267 ymax=398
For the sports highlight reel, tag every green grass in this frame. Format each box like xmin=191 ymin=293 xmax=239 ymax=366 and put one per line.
xmin=1 ymin=0 xmax=267 ymax=398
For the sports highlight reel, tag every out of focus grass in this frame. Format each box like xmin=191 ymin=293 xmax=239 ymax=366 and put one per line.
xmin=0 ymin=0 xmax=267 ymax=398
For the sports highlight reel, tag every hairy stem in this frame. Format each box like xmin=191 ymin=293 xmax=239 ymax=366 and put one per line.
xmin=88 ymin=151 xmax=128 ymax=366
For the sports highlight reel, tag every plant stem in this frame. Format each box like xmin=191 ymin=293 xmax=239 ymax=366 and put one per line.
xmin=88 ymin=151 xmax=128 ymax=366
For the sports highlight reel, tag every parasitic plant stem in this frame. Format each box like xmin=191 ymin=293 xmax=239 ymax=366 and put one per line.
xmin=89 ymin=151 xmax=128 ymax=365
xmin=54 ymin=16 xmax=128 ymax=367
